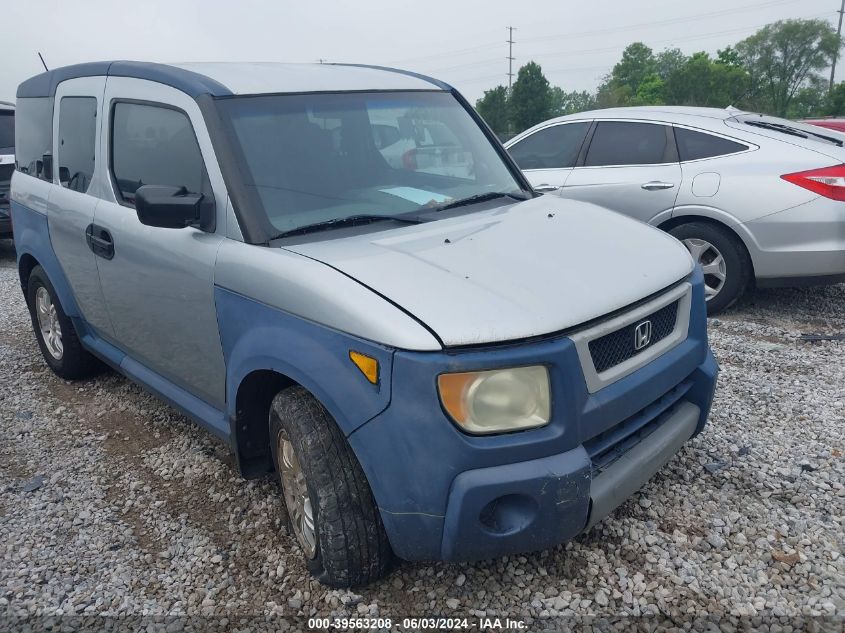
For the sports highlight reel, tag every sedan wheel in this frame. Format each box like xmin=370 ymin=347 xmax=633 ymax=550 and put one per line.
xmin=682 ymin=238 xmax=726 ymax=301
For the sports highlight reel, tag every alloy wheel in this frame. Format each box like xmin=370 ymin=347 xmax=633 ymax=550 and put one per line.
xmin=682 ymin=238 xmax=727 ymax=301
xmin=35 ymin=286 xmax=63 ymax=360
xmin=277 ymin=432 xmax=317 ymax=559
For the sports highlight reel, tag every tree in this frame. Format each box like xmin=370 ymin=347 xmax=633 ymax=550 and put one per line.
xmin=610 ymin=43 xmax=657 ymax=96
xmin=594 ymin=77 xmax=631 ymax=108
xmin=655 ymin=48 xmax=688 ymax=80
xmin=596 ymin=42 xmax=659 ymax=107
xmin=715 ymin=46 xmax=743 ymax=68
xmin=632 ymin=74 xmax=666 ymax=105
xmin=787 ymin=82 xmax=827 ymax=118
xmin=509 ymin=62 xmax=552 ymax=133
xmin=475 ymin=86 xmax=509 ymax=137
xmin=664 ymin=52 xmax=750 ymax=108
xmin=736 ymin=19 xmax=842 ymax=116
xmin=828 ymin=81 xmax=845 ymax=116
xmin=549 ymin=87 xmax=597 ymax=116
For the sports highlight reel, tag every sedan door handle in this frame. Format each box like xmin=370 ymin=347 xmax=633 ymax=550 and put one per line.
xmin=534 ymin=183 xmax=560 ymax=193
xmin=641 ymin=181 xmax=675 ymax=191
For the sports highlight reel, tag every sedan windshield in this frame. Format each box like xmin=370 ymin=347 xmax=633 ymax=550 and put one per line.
xmin=215 ymin=91 xmax=524 ymax=235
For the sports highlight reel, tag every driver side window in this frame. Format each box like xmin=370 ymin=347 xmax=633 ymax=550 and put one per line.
xmin=110 ymin=101 xmax=210 ymax=208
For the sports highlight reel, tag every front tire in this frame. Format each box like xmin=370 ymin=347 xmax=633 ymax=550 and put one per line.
xmin=668 ymin=222 xmax=752 ymax=315
xmin=269 ymin=386 xmax=392 ymax=587
xmin=26 ymin=265 xmax=102 ymax=379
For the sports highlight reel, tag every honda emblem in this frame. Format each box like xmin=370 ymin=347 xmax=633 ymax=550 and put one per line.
xmin=634 ymin=320 xmax=653 ymax=351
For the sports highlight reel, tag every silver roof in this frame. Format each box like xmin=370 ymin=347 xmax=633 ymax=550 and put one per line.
xmin=171 ymin=62 xmax=443 ymax=95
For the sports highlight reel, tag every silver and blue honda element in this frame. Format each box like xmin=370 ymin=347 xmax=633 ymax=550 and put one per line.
xmin=12 ymin=61 xmax=717 ymax=587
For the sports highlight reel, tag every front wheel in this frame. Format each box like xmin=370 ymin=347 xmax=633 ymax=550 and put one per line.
xmin=668 ymin=222 xmax=752 ymax=315
xmin=269 ymin=386 xmax=392 ymax=587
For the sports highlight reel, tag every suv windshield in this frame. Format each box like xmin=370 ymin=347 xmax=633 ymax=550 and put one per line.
xmin=215 ymin=91 xmax=523 ymax=235
xmin=0 ymin=111 xmax=14 ymax=150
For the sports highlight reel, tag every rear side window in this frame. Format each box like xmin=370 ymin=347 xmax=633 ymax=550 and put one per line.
xmin=508 ymin=122 xmax=590 ymax=170
xmin=675 ymin=127 xmax=747 ymax=161
xmin=584 ymin=121 xmax=669 ymax=167
xmin=15 ymin=97 xmax=54 ymax=180
xmin=0 ymin=110 xmax=14 ymax=149
xmin=58 ymin=97 xmax=97 ymax=193
xmin=111 ymin=102 xmax=208 ymax=205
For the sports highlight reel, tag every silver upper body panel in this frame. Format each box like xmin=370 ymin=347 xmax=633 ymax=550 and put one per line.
xmin=13 ymin=64 xmax=694 ymax=359
xmin=282 ymin=195 xmax=693 ymax=348
xmin=171 ymin=62 xmax=441 ymax=95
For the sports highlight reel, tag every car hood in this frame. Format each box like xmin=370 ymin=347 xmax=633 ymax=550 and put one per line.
xmin=284 ymin=196 xmax=694 ymax=347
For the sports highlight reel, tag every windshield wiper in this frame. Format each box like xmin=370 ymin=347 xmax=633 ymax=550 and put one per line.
xmin=430 ymin=191 xmax=530 ymax=213
xmin=272 ymin=214 xmax=423 ymax=239
xmin=798 ymin=127 xmax=844 ymax=147
xmin=745 ymin=119 xmax=844 ymax=147
xmin=745 ymin=120 xmax=809 ymax=140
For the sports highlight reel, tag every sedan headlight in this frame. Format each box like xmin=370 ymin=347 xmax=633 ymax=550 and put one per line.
xmin=437 ymin=366 xmax=551 ymax=435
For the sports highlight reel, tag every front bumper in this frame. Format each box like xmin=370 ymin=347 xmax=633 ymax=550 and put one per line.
xmin=441 ymin=398 xmax=704 ymax=561
xmin=349 ymin=268 xmax=718 ymax=562
xmin=743 ymin=196 xmax=845 ymax=283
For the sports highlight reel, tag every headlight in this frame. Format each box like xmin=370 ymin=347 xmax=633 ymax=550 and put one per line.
xmin=437 ymin=366 xmax=551 ymax=435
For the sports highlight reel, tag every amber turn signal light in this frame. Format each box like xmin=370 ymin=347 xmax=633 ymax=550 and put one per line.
xmin=349 ymin=351 xmax=379 ymax=384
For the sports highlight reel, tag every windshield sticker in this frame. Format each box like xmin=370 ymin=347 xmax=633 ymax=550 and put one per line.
xmin=380 ymin=187 xmax=451 ymax=205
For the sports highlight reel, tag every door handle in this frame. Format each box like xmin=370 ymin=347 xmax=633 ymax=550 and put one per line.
xmin=85 ymin=224 xmax=115 ymax=260
xmin=534 ymin=183 xmax=560 ymax=193
xmin=641 ymin=181 xmax=675 ymax=191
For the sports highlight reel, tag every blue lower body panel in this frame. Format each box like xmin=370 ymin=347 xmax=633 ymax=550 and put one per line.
xmin=353 ymin=347 xmax=716 ymax=562
xmin=350 ymin=268 xmax=718 ymax=562
xmin=441 ymin=445 xmax=592 ymax=561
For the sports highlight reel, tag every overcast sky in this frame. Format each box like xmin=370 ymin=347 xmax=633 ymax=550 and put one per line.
xmin=1 ymin=0 xmax=839 ymax=103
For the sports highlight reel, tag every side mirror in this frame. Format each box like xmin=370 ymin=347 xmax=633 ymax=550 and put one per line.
xmin=134 ymin=185 xmax=211 ymax=230
xmin=59 ymin=166 xmax=70 ymax=185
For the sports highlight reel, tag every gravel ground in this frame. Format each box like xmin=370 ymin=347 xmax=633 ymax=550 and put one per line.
xmin=0 ymin=237 xmax=843 ymax=629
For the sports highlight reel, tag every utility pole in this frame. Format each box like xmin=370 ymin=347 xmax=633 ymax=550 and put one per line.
xmin=506 ymin=26 xmax=516 ymax=94
xmin=830 ymin=0 xmax=845 ymax=92
xmin=506 ymin=26 xmax=516 ymax=137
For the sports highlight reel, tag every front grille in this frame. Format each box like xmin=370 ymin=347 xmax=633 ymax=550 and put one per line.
xmin=588 ymin=300 xmax=679 ymax=373
xmin=585 ymin=379 xmax=692 ymax=476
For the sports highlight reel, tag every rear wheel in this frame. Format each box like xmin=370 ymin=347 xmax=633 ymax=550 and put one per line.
xmin=269 ymin=386 xmax=392 ymax=587
xmin=26 ymin=265 xmax=102 ymax=379
xmin=668 ymin=222 xmax=751 ymax=315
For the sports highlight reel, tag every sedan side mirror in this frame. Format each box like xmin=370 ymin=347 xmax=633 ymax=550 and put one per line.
xmin=135 ymin=185 xmax=211 ymax=230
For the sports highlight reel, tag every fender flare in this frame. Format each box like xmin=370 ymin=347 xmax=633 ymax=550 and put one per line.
xmin=13 ymin=202 xmax=81 ymax=317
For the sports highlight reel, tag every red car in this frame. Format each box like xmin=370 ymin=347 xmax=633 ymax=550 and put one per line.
xmin=801 ymin=118 xmax=845 ymax=133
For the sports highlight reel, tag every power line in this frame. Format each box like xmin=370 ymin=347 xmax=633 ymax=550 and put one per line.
xmin=430 ymin=11 xmax=831 ymax=77
xmin=518 ymin=0 xmax=815 ymax=44
xmin=528 ymin=12 xmax=834 ymax=64
xmin=447 ymin=9 xmax=833 ymax=89
xmin=386 ymin=41 xmax=501 ymax=66
xmin=394 ymin=0 xmax=826 ymax=73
